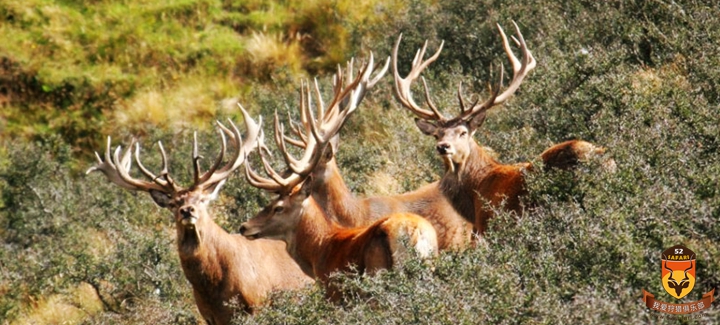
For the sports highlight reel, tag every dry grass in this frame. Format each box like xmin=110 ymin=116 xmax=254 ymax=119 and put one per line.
xmin=112 ymin=74 xmax=240 ymax=132
xmin=10 ymin=283 xmax=103 ymax=325
xmin=242 ymin=31 xmax=305 ymax=80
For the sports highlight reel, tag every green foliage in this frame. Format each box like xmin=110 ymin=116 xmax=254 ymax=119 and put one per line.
xmin=0 ymin=0 xmax=400 ymax=158
xmin=0 ymin=136 xmax=196 ymax=322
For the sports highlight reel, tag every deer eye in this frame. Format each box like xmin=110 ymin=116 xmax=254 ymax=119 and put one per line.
xmin=273 ymin=206 xmax=285 ymax=214
xmin=460 ymin=131 xmax=468 ymax=137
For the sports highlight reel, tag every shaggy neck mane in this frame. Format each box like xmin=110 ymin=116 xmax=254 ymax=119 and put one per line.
xmin=176 ymin=218 xmax=227 ymax=289
xmin=312 ymin=159 xmax=365 ymax=226
xmin=439 ymin=141 xmax=498 ymax=222
xmin=290 ymin=198 xmax=338 ymax=277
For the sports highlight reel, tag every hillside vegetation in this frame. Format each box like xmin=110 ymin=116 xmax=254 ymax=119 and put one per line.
xmin=1 ymin=0 xmax=719 ymax=324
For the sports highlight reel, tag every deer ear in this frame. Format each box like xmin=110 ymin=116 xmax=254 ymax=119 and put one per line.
xmin=149 ymin=190 xmax=172 ymax=208
xmin=322 ymin=137 xmax=338 ymax=163
xmin=415 ymin=118 xmax=438 ymax=135
xmin=300 ymin=177 xmax=314 ymax=198
xmin=467 ymin=111 xmax=487 ymax=131
xmin=328 ymin=134 xmax=340 ymax=158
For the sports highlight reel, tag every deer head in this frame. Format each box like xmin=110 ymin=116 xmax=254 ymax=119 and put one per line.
xmin=87 ymin=107 xmax=262 ymax=243
xmin=664 ymin=260 xmax=694 ymax=297
xmin=392 ymin=22 xmax=536 ymax=173
xmin=239 ymin=54 xmax=385 ymax=242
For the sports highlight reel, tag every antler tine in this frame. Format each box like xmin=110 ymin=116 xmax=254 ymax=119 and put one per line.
xmin=458 ymin=82 xmax=468 ymax=113
xmin=86 ymin=136 xmax=151 ymax=191
xmin=316 ymin=59 xmax=372 ymax=142
xmin=300 ymin=80 xmax=313 ymax=136
xmin=492 ymin=21 xmax=536 ymax=103
xmin=192 ymin=132 xmax=203 ymax=184
xmin=129 ymin=139 xmax=179 ymax=192
xmin=392 ymin=34 xmax=446 ymax=121
xmin=321 ymin=59 xmax=370 ymax=128
xmin=154 ymin=141 xmax=176 ymax=186
xmin=460 ymin=64 xmax=504 ymax=120
xmin=420 ymin=76 xmax=445 ymax=118
xmin=368 ymin=56 xmax=391 ymax=89
xmin=194 ymin=125 xmax=228 ymax=186
xmin=194 ymin=105 xmax=262 ymax=189
xmin=341 ymin=53 xmax=375 ymax=114
xmin=274 ymin=112 xmax=309 ymax=174
xmin=459 ymin=22 xmax=536 ymax=120
xmin=286 ymin=111 xmax=307 ymax=143
xmin=133 ymin=142 xmax=167 ymax=188
xmin=285 ymin=119 xmax=307 ymax=148
xmin=101 ymin=139 xmax=171 ymax=193
xmin=335 ymin=61 xmax=352 ymax=118
xmin=314 ymin=77 xmax=327 ymax=123
xmin=244 ymin=130 xmax=313 ymax=194
xmin=244 ymin=153 xmax=283 ymax=192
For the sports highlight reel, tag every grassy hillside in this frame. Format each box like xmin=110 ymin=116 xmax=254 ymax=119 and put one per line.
xmin=1 ymin=0 xmax=719 ymax=324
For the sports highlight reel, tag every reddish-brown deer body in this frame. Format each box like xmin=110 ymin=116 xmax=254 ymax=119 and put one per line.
xmin=393 ymin=23 xmax=610 ymax=234
xmin=437 ymin=137 xmax=528 ymax=233
xmin=310 ymin=158 xmax=472 ymax=249
xmin=241 ymin=184 xmax=437 ymax=284
xmin=86 ymin=111 xmax=311 ymax=325
xmin=278 ymin=56 xmax=471 ymax=249
xmin=239 ymin=62 xmax=438 ymax=296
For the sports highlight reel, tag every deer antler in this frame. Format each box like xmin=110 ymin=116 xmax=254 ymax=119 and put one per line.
xmin=392 ymin=34 xmax=446 ymax=121
xmin=193 ymin=105 xmax=263 ymax=190
xmin=458 ymin=22 xmax=536 ymax=121
xmin=87 ymin=107 xmax=262 ymax=194
xmin=281 ymin=53 xmax=389 ymax=152
xmin=246 ymin=53 xmax=388 ymax=194
xmin=392 ymin=21 xmax=536 ymax=123
xmin=86 ymin=136 xmax=174 ymax=193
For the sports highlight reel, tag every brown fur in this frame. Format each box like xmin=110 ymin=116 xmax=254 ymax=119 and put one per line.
xmin=541 ymin=140 xmax=608 ymax=171
xmin=135 ymin=188 xmax=312 ymax=325
xmin=309 ymin=158 xmax=473 ymax=250
xmin=419 ymin=119 xmax=609 ymax=235
xmin=176 ymin=191 xmax=311 ymax=323
xmin=438 ymin=142 xmax=527 ymax=234
xmin=87 ymin=129 xmax=312 ymax=325
xmin=240 ymin=189 xmax=438 ymax=299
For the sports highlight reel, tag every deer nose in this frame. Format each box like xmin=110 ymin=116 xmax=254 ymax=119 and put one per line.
xmin=180 ymin=206 xmax=195 ymax=219
xmin=437 ymin=143 xmax=451 ymax=155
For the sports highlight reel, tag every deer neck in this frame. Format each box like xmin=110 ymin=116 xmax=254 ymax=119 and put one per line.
xmin=455 ymin=141 xmax=497 ymax=185
xmin=289 ymin=198 xmax=341 ymax=278
xmin=176 ymin=216 xmax=226 ymax=285
xmin=439 ymin=141 xmax=498 ymax=221
xmin=312 ymin=159 xmax=364 ymax=227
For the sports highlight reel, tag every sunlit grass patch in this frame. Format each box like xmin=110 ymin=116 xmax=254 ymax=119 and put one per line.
xmin=242 ymin=31 xmax=304 ymax=81
xmin=10 ymin=283 xmax=103 ymax=325
xmin=111 ymin=72 xmax=241 ymax=132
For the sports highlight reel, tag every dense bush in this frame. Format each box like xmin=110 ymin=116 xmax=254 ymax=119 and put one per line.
xmin=1 ymin=0 xmax=719 ymax=324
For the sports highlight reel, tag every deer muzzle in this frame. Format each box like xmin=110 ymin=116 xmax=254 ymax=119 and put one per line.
xmin=179 ymin=206 xmax=198 ymax=226
xmin=436 ymin=143 xmax=452 ymax=155
xmin=238 ymin=223 xmax=260 ymax=239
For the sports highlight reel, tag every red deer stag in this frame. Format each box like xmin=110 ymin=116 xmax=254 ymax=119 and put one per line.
xmin=86 ymin=109 xmax=311 ymax=325
xmin=392 ymin=22 xmax=608 ymax=234
xmin=282 ymin=56 xmax=472 ymax=250
xmin=238 ymin=62 xmax=438 ymax=294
